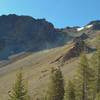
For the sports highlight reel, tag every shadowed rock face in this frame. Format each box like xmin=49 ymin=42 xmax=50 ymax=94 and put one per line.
xmin=51 ymin=39 xmax=94 ymax=64
xmin=62 ymin=40 xmax=93 ymax=62
xmin=73 ymin=33 xmax=89 ymax=43
xmin=0 ymin=14 xmax=67 ymax=59
xmin=87 ymin=20 xmax=100 ymax=30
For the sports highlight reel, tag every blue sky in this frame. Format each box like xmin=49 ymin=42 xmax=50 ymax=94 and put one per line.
xmin=0 ymin=0 xmax=100 ymax=28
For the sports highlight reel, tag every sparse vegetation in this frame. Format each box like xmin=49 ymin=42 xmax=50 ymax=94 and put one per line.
xmin=65 ymin=80 xmax=76 ymax=100
xmin=6 ymin=48 xmax=100 ymax=100
xmin=46 ymin=67 xmax=65 ymax=100
xmin=8 ymin=69 xmax=30 ymax=100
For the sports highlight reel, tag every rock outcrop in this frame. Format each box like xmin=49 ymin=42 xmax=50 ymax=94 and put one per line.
xmin=62 ymin=40 xmax=92 ymax=62
xmin=52 ymin=38 xmax=94 ymax=64
xmin=73 ymin=33 xmax=89 ymax=42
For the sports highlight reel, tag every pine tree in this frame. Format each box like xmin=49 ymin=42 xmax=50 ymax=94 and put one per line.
xmin=78 ymin=53 xmax=89 ymax=100
xmin=95 ymin=35 xmax=100 ymax=48
xmin=66 ymin=80 xmax=76 ymax=100
xmin=8 ymin=70 xmax=30 ymax=100
xmin=76 ymin=53 xmax=95 ymax=100
xmin=89 ymin=50 xmax=99 ymax=100
xmin=95 ymin=48 xmax=100 ymax=93
xmin=95 ymin=92 xmax=100 ymax=100
xmin=47 ymin=67 xmax=65 ymax=100
xmin=91 ymin=48 xmax=100 ymax=97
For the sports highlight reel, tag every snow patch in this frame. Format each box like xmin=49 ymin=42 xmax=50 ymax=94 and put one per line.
xmin=77 ymin=24 xmax=93 ymax=31
xmin=77 ymin=27 xmax=84 ymax=31
xmin=85 ymin=24 xmax=93 ymax=28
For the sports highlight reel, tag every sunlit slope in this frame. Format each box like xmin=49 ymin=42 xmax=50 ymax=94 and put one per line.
xmin=0 ymin=44 xmax=79 ymax=100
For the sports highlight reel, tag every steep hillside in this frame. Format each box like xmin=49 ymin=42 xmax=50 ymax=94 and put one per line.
xmin=0 ymin=44 xmax=79 ymax=100
xmin=0 ymin=31 xmax=99 ymax=100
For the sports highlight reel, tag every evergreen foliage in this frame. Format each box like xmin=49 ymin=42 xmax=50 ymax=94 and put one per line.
xmin=47 ymin=67 xmax=65 ymax=100
xmin=8 ymin=70 xmax=30 ymax=100
xmin=66 ymin=80 xmax=76 ymax=100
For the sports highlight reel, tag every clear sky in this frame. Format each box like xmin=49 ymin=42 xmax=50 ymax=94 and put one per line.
xmin=0 ymin=0 xmax=100 ymax=28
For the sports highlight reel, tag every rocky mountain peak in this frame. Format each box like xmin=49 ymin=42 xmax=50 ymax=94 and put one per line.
xmin=87 ymin=20 xmax=100 ymax=25
xmin=87 ymin=20 xmax=100 ymax=30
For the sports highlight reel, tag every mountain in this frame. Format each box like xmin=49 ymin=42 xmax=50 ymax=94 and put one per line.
xmin=0 ymin=14 xmax=69 ymax=59
xmin=0 ymin=14 xmax=99 ymax=61
xmin=0 ymin=16 xmax=100 ymax=99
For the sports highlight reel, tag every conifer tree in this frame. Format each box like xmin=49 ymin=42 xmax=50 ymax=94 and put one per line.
xmin=76 ymin=53 xmax=95 ymax=100
xmin=66 ymin=80 xmax=76 ymax=100
xmin=47 ymin=67 xmax=65 ymax=100
xmin=91 ymin=48 xmax=100 ymax=96
xmin=8 ymin=70 xmax=30 ymax=100
xmin=95 ymin=93 xmax=100 ymax=100
xmin=95 ymin=49 xmax=100 ymax=93
xmin=89 ymin=51 xmax=98 ymax=100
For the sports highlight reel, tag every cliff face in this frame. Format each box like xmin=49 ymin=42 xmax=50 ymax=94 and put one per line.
xmin=0 ymin=14 xmax=66 ymax=59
